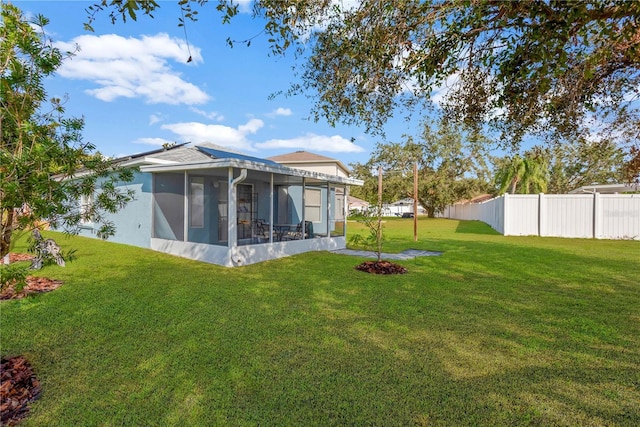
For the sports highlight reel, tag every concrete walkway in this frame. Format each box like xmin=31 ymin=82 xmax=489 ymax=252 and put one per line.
xmin=332 ymin=248 xmax=442 ymax=260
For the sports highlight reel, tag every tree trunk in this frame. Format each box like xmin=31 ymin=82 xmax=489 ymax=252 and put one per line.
xmin=510 ymin=177 xmax=519 ymax=194
xmin=1 ymin=209 xmax=15 ymax=259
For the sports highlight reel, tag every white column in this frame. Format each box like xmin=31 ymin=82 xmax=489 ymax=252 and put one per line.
xmin=344 ymin=185 xmax=349 ymax=237
xmin=228 ymin=167 xmax=236 ymax=249
xmin=269 ymin=173 xmax=274 ymax=243
xmin=301 ymin=178 xmax=306 ymax=240
xmin=503 ymin=194 xmax=510 ymax=236
xmin=183 ymin=171 xmax=189 ymax=242
xmin=593 ymin=192 xmax=602 ymax=239
xmin=538 ymin=193 xmax=546 ymax=237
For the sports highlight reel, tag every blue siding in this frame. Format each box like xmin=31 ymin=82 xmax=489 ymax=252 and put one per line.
xmin=77 ymin=172 xmax=153 ymax=248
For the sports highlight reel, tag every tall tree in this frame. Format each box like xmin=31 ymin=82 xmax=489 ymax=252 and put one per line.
xmin=0 ymin=4 xmax=135 ymax=258
xmin=494 ymin=151 xmax=549 ymax=195
xmin=547 ymin=138 xmax=626 ymax=193
xmin=92 ymin=1 xmax=640 ymax=151
xmin=351 ymin=120 xmax=491 ymax=217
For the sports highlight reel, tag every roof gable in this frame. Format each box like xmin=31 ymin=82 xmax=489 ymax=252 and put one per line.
xmin=266 ymin=150 xmax=350 ymax=176
xmin=267 ymin=151 xmax=338 ymax=163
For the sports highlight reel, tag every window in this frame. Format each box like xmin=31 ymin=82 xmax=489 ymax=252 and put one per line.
xmin=189 ymin=177 xmax=205 ymax=228
xmin=305 ymin=188 xmax=322 ymax=222
xmin=80 ymin=194 xmax=93 ymax=224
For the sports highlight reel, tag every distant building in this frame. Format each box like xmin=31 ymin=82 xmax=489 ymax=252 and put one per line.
xmin=347 ymin=196 xmax=370 ymax=213
xmin=569 ymin=183 xmax=640 ymax=194
xmin=267 ymin=151 xmax=351 ymax=178
xmin=383 ymin=198 xmax=426 ymax=217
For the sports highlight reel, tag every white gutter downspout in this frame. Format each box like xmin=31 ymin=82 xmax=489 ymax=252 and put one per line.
xmin=228 ymin=168 xmax=248 ymax=265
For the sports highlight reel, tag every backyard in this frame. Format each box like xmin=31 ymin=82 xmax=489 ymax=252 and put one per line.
xmin=1 ymin=218 xmax=638 ymax=426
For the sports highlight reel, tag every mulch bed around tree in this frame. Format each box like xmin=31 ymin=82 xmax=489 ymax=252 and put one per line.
xmin=0 ymin=276 xmax=64 ymax=301
xmin=1 ymin=356 xmax=42 ymax=426
xmin=0 ymin=253 xmax=63 ymax=301
xmin=355 ymin=260 xmax=408 ymax=274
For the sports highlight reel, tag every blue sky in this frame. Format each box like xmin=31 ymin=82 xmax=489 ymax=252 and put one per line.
xmin=11 ymin=0 xmax=426 ymax=167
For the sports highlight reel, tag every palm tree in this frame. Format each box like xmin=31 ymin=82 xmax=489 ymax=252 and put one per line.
xmin=495 ymin=154 xmax=548 ymax=194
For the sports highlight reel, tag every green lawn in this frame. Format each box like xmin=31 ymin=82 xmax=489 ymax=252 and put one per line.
xmin=1 ymin=218 xmax=639 ymax=426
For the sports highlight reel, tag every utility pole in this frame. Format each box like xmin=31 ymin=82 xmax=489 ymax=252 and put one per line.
xmin=413 ymin=161 xmax=418 ymax=242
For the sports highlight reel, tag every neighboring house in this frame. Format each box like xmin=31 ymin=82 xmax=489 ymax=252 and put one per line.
xmin=76 ymin=144 xmax=363 ymax=267
xmin=383 ymin=198 xmax=426 ymax=217
xmin=569 ymin=183 xmax=640 ymax=194
xmin=267 ymin=151 xmax=351 ymax=178
xmin=347 ymin=195 xmax=370 ymax=213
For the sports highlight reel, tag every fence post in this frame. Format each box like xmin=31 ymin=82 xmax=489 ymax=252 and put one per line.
xmin=503 ymin=194 xmax=509 ymax=235
xmin=538 ymin=193 xmax=546 ymax=237
xmin=593 ymin=192 xmax=602 ymax=239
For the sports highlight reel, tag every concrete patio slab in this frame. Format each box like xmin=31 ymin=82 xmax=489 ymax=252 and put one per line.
xmin=332 ymin=248 xmax=442 ymax=260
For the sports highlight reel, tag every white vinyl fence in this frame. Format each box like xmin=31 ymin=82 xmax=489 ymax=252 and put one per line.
xmin=442 ymin=193 xmax=640 ymax=240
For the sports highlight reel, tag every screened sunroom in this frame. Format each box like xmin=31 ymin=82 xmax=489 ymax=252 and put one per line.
xmin=141 ymin=147 xmax=361 ymax=267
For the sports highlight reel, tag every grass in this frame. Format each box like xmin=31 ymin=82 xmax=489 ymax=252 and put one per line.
xmin=1 ymin=218 xmax=639 ymax=426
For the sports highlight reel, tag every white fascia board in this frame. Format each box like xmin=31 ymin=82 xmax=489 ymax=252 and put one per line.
xmin=140 ymin=159 xmax=364 ymax=186
xmin=280 ymin=159 xmax=351 ymax=173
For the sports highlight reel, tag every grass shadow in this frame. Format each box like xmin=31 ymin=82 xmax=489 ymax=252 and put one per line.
xmin=454 ymin=220 xmax=500 ymax=235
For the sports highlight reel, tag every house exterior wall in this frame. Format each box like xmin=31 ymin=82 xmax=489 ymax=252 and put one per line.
xmin=74 ymin=162 xmax=354 ymax=266
xmin=78 ymin=172 xmax=153 ymax=248
xmin=282 ymin=163 xmax=348 ymax=178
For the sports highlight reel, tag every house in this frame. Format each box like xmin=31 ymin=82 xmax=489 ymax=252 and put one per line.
xmin=383 ymin=198 xmax=426 ymax=217
xmin=569 ymin=183 xmax=640 ymax=194
xmin=76 ymin=144 xmax=363 ymax=267
xmin=266 ymin=151 xmax=351 ymax=178
xmin=347 ymin=195 xmax=370 ymax=213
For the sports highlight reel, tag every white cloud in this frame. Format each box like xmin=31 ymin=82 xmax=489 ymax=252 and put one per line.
xmin=134 ymin=137 xmax=175 ymax=146
xmin=267 ymin=107 xmax=293 ymax=117
xmin=161 ymin=119 xmax=265 ymax=151
xmin=256 ymin=133 xmax=365 ymax=153
xmin=189 ymin=107 xmax=224 ymax=121
xmin=149 ymin=114 xmax=163 ymax=125
xmin=55 ymin=33 xmax=209 ymax=105
xmin=235 ymin=0 xmax=253 ymax=13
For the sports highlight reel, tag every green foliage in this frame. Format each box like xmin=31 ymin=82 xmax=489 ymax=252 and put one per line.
xmin=0 ymin=262 xmax=29 ymax=294
xmin=348 ymin=204 xmax=385 ymax=261
xmin=494 ymin=151 xmax=549 ymax=195
xmin=87 ymin=1 xmax=639 ymax=170
xmin=0 ymin=4 xmax=135 ymax=258
xmin=546 ymin=138 xmax=626 ymax=193
xmin=88 ymin=1 xmax=639 ymax=147
xmin=351 ymin=118 xmax=492 ymax=216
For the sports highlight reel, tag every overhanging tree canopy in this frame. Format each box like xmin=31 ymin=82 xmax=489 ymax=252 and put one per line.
xmin=90 ymin=0 xmax=640 ymax=151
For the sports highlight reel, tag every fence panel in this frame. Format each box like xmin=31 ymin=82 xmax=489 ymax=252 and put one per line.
xmin=543 ymin=195 xmax=594 ymax=238
xmin=600 ymin=194 xmax=640 ymax=239
xmin=505 ymin=195 xmax=539 ymax=236
xmin=443 ymin=193 xmax=639 ymax=240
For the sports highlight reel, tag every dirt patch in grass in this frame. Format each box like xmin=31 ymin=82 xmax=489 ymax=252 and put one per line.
xmin=355 ymin=260 xmax=408 ymax=274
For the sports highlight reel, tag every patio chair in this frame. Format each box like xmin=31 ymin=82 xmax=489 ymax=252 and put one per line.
xmin=253 ymin=219 xmax=271 ymax=241
xmin=293 ymin=221 xmax=314 ymax=240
